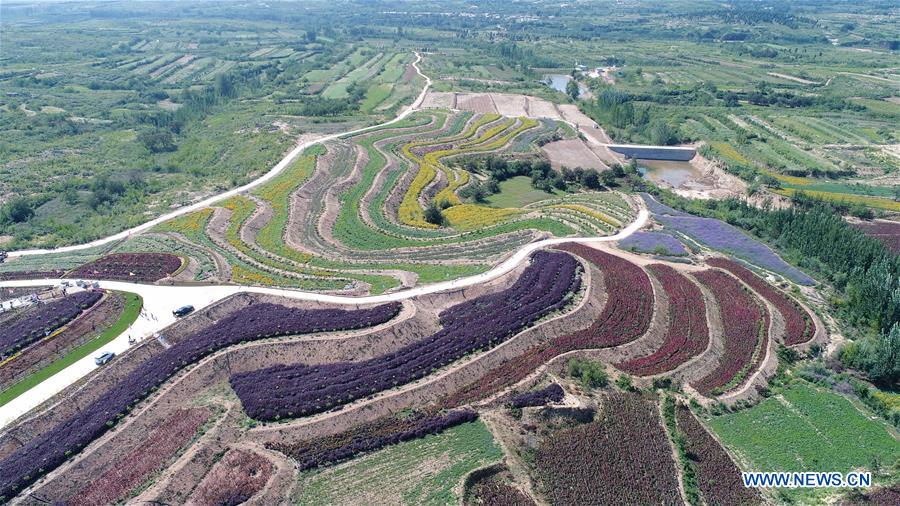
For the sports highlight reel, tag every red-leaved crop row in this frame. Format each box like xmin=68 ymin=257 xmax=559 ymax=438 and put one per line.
xmin=690 ymin=269 xmax=769 ymax=396
xmin=675 ymin=405 xmax=762 ymax=506
xmin=0 ymin=290 xmax=102 ymax=359
xmin=617 ymin=263 xmax=709 ymax=376
xmin=269 ymin=409 xmax=477 ymax=470
xmin=189 ymin=449 xmax=274 ymax=506
xmin=69 ymin=407 xmax=210 ymax=506
xmin=534 ymin=392 xmax=681 ymax=505
xmin=66 ymin=253 xmax=182 ymax=282
xmin=708 ymin=258 xmax=814 ymax=346
xmin=443 ymin=244 xmax=653 ymax=406
xmin=0 ymin=302 xmax=400 ymax=502
xmin=230 ymin=251 xmax=581 ymax=421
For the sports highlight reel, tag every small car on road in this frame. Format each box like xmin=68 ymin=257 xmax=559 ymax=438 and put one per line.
xmin=172 ymin=305 xmax=195 ymax=318
xmin=94 ymin=351 xmax=115 ymax=366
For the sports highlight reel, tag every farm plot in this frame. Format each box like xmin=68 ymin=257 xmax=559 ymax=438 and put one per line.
xmin=690 ymin=269 xmax=768 ymax=396
xmin=443 ymin=245 xmax=653 ymax=406
xmin=0 ymin=291 xmax=102 ymax=360
xmin=456 ymin=93 xmax=498 ymax=114
xmin=643 ymin=194 xmax=815 ymax=285
xmin=0 ymin=292 xmax=141 ymax=409
xmin=541 ymin=138 xmax=609 ymax=170
xmin=65 ymin=252 xmax=183 ymax=282
xmin=188 ymin=449 xmax=275 ymax=506
xmin=617 ymin=264 xmax=709 ymax=376
xmin=675 ymin=405 xmax=762 ymax=506
xmin=0 ymin=302 xmax=401 ymax=500
xmin=708 ymin=382 xmax=900 ymax=502
xmin=533 ymin=392 xmax=682 ymax=505
xmin=295 ymin=419 xmax=502 ymax=506
xmin=271 ymin=409 xmax=477 ymax=470
xmin=420 ymin=91 xmax=457 ymax=109
xmin=491 ymin=94 xmax=528 ymax=117
xmin=230 ymin=251 xmax=581 ymax=420
xmin=708 ymin=258 xmax=816 ymax=346
xmin=0 ymin=291 xmax=124 ymax=390
xmin=618 ymin=231 xmax=688 ymax=256
xmin=853 ymin=220 xmax=900 ymax=254
xmin=67 ymin=407 xmax=211 ymax=506
xmin=323 ymin=52 xmax=391 ymax=99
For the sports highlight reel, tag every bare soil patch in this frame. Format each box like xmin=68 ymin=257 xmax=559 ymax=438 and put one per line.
xmin=491 ymin=94 xmax=528 ymax=117
xmin=541 ymin=139 xmax=608 ymax=171
xmin=457 ymin=93 xmax=498 ymax=114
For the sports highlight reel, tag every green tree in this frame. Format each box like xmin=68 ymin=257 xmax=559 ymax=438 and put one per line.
xmin=1 ymin=197 xmax=34 ymax=224
xmin=138 ymin=129 xmax=177 ymax=153
xmin=568 ymin=358 xmax=608 ymax=388
xmin=424 ymin=202 xmax=445 ymax=226
xmin=566 ymin=79 xmax=580 ymax=100
xmin=650 ymin=121 xmax=677 ymax=145
xmin=580 ymin=170 xmax=601 ymax=189
xmin=600 ymin=170 xmax=618 ymax=187
xmin=843 ymin=323 xmax=900 ymax=387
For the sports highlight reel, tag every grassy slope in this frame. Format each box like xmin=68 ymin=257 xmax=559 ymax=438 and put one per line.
xmin=485 ymin=176 xmax=558 ymax=208
xmin=707 ymin=382 xmax=900 ymax=502
xmin=295 ymin=420 xmax=502 ymax=505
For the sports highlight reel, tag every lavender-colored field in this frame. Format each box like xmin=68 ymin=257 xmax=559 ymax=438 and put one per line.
xmin=640 ymin=193 xmax=689 ymax=216
xmin=620 ymin=231 xmax=688 ymax=256
xmin=640 ymin=194 xmax=814 ymax=285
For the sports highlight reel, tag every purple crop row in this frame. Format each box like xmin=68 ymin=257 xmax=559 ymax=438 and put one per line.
xmin=0 ymin=291 xmax=102 ymax=359
xmin=231 ymin=251 xmax=581 ymax=421
xmin=0 ymin=301 xmax=401 ymax=501
xmin=619 ymin=231 xmax=688 ymax=256
xmin=272 ymin=410 xmax=477 ymax=470
xmin=639 ymin=193 xmax=689 ymax=217
xmin=640 ymin=194 xmax=814 ymax=285
xmin=509 ymin=383 xmax=565 ymax=408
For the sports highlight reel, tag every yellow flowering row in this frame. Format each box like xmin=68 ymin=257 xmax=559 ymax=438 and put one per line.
xmin=435 ymin=169 xmax=468 ymax=206
xmin=458 ymin=118 xmax=515 ymax=148
xmin=443 ymin=204 xmax=523 ymax=231
xmin=708 ymin=141 xmax=752 ymax=165
xmin=153 ymin=208 xmax=214 ymax=241
xmin=231 ymin=264 xmax=278 ymax=286
xmin=764 ymin=169 xmax=812 ymax=186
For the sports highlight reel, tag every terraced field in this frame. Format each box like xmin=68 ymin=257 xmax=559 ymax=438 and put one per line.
xmin=109 ymin=109 xmax=635 ymax=294
xmin=0 ymin=242 xmax=828 ymax=503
